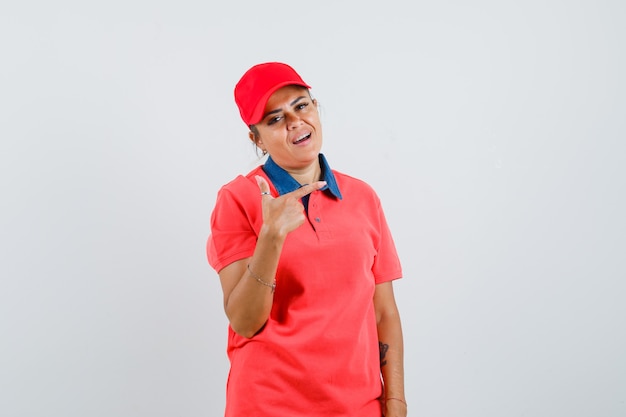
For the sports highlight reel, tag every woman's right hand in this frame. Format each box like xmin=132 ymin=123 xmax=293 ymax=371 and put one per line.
xmin=255 ymin=175 xmax=326 ymax=237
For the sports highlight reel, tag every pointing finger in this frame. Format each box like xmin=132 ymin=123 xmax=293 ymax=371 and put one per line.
xmin=289 ymin=181 xmax=327 ymax=200
xmin=255 ymin=175 xmax=272 ymax=197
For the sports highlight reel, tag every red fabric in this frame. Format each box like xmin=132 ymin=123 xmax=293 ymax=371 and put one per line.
xmin=207 ymin=166 xmax=403 ymax=417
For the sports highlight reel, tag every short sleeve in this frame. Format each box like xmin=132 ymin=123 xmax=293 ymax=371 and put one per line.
xmin=372 ymin=199 xmax=403 ymax=284
xmin=206 ymin=177 xmax=262 ymax=272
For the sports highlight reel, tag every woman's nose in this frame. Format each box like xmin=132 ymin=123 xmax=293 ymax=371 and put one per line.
xmin=285 ymin=112 xmax=302 ymax=130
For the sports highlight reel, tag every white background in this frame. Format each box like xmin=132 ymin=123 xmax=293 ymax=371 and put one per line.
xmin=1 ymin=1 xmax=625 ymax=416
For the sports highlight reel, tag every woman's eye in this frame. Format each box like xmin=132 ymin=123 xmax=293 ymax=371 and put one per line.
xmin=296 ymin=102 xmax=309 ymax=111
xmin=267 ymin=116 xmax=283 ymax=125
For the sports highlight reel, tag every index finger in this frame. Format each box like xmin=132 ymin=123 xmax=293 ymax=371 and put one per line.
xmin=287 ymin=181 xmax=327 ymax=200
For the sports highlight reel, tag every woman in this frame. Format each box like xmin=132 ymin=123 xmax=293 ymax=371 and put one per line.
xmin=207 ymin=62 xmax=407 ymax=417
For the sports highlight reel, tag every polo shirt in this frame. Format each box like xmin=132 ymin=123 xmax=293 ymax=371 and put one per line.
xmin=207 ymin=153 xmax=403 ymax=417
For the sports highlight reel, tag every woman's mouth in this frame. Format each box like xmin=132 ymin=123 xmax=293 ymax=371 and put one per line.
xmin=293 ymin=133 xmax=311 ymax=144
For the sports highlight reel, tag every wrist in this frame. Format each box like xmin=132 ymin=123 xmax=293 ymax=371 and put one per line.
xmin=385 ymin=397 xmax=407 ymax=408
xmin=259 ymin=224 xmax=288 ymax=245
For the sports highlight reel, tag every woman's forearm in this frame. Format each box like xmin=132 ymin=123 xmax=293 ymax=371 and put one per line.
xmin=223 ymin=225 xmax=286 ymax=338
xmin=378 ymin=312 xmax=405 ymax=403
xmin=375 ymin=282 xmax=407 ymax=416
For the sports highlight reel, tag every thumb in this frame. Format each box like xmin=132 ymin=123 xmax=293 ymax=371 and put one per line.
xmin=255 ymin=175 xmax=272 ymax=197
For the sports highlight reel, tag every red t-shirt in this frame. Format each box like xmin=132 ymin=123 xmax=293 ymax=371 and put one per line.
xmin=207 ymin=164 xmax=402 ymax=417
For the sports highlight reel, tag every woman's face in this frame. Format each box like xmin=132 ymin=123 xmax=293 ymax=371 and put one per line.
xmin=251 ymin=85 xmax=322 ymax=171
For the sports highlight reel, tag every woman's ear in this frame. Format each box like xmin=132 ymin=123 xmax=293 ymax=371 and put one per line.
xmin=313 ymin=98 xmax=321 ymax=118
xmin=249 ymin=130 xmax=265 ymax=152
xmin=249 ymin=130 xmax=260 ymax=145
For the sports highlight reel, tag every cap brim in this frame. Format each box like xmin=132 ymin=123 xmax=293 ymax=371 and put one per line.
xmin=248 ymin=81 xmax=311 ymax=126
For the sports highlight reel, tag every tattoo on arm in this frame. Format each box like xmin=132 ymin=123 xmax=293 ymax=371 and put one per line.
xmin=379 ymin=341 xmax=389 ymax=367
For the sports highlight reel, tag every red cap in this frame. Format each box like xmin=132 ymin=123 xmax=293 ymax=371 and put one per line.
xmin=234 ymin=62 xmax=311 ymax=126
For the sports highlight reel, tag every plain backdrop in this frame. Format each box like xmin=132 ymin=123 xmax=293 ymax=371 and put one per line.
xmin=1 ymin=1 xmax=624 ymax=416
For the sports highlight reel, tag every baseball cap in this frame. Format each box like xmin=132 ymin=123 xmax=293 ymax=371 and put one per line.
xmin=234 ymin=62 xmax=311 ymax=126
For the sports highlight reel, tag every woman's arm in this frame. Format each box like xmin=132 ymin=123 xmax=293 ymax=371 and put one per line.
xmin=218 ymin=176 xmax=326 ymax=338
xmin=374 ymin=281 xmax=407 ymax=417
xmin=218 ymin=225 xmax=285 ymax=338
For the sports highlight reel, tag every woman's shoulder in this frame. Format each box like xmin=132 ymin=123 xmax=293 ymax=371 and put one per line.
xmin=332 ymin=169 xmax=379 ymax=197
xmin=212 ymin=167 xmax=269 ymax=210
xmin=218 ymin=166 xmax=265 ymax=194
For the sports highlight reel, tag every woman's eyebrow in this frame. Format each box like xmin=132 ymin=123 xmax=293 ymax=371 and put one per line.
xmin=290 ymin=96 xmax=307 ymax=106
xmin=262 ymin=108 xmax=282 ymax=120
xmin=262 ymin=96 xmax=308 ymax=120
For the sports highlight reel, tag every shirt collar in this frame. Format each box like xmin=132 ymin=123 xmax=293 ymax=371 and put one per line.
xmin=262 ymin=153 xmax=343 ymax=200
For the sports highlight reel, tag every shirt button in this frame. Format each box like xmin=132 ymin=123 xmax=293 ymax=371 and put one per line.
xmin=315 ymin=217 xmax=321 ymax=223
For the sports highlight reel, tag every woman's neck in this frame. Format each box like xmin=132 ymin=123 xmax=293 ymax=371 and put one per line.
xmin=287 ymin=161 xmax=322 ymax=185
